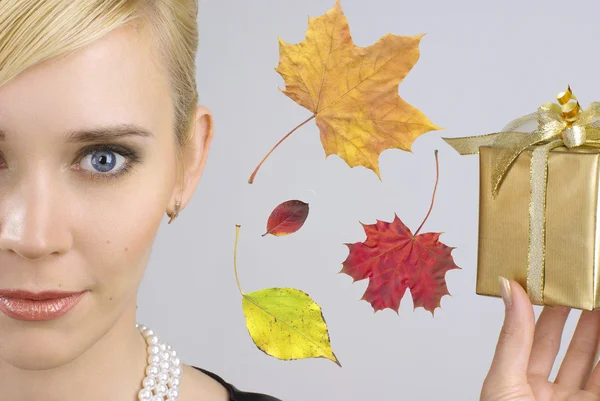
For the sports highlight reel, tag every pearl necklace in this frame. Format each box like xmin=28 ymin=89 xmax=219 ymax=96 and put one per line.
xmin=135 ymin=323 xmax=183 ymax=401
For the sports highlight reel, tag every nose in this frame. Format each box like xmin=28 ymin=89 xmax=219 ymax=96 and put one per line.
xmin=0 ymin=171 xmax=72 ymax=261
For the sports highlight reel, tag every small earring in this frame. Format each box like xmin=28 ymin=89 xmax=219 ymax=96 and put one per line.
xmin=167 ymin=200 xmax=181 ymax=224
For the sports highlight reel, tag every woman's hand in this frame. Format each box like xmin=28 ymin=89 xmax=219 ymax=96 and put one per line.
xmin=481 ymin=277 xmax=600 ymax=401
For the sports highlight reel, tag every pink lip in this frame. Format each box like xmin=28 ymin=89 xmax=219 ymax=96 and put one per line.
xmin=0 ymin=289 xmax=85 ymax=301
xmin=0 ymin=290 xmax=87 ymax=321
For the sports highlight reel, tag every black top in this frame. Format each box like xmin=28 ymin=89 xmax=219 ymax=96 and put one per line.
xmin=191 ymin=366 xmax=282 ymax=401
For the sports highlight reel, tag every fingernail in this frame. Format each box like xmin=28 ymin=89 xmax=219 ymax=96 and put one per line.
xmin=498 ymin=276 xmax=513 ymax=309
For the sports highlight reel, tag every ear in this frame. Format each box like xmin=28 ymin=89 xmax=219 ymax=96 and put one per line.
xmin=167 ymin=105 xmax=214 ymax=218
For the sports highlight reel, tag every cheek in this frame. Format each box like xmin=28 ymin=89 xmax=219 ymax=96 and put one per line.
xmin=75 ymin=152 xmax=176 ymax=299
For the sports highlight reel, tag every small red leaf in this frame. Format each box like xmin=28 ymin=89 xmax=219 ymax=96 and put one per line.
xmin=263 ymin=200 xmax=309 ymax=237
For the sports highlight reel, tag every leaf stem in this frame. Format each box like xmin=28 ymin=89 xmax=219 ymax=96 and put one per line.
xmin=414 ymin=150 xmax=440 ymax=237
xmin=234 ymin=224 xmax=245 ymax=295
xmin=248 ymin=114 xmax=316 ymax=184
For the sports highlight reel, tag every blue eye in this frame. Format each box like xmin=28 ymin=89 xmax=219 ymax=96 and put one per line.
xmin=80 ymin=149 xmax=126 ymax=174
xmin=75 ymin=144 xmax=141 ymax=182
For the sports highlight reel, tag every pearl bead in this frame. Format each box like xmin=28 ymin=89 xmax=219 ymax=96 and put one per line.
xmin=148 ymin=345 xmax=161 ymax=355
xmin=148 ymin=354 xmax=161 ymax=365
xmin=142 ymin=376 xmax=157 ymax=389
xmin=157 ymin=371 xmax=170 ymax=383
xmin=138 ymin=388 xmax=153 ymax=400
xmin=146 ymin=365 xmax=160 ymax=377
xmin=156 ymin=383 xmax=169 ymax=395
xmin=146 ymin=335 xmax=159 ymax=345
xmin=137 ymin=323 xmax=182 ymax=400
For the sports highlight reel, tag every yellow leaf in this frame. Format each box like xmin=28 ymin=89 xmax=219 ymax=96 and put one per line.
xmin=234 ymin=225 xmax=340 ymax=365
xmin=249 ymin=0 xmax=441 ymax=183
xmin=242 ymin=288 xmax=341 ymax=366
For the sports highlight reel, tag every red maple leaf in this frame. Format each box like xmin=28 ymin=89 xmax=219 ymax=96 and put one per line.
xmin=340 ymin=151 xmax=460 ymax=315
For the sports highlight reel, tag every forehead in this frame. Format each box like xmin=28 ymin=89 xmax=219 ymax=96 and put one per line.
xmin=0 ymin=25 xmax=172 ymax=138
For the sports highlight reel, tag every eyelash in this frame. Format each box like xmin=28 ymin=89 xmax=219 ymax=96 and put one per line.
xmin=74 ymin=144 xmax=141 ymax=183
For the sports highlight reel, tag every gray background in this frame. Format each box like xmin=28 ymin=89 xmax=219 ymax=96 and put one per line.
xmin=136 ymin=0 xmax=598 ymax=400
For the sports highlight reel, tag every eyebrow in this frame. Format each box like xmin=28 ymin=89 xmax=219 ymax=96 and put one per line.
xmin=0 ymin=124 xmax=155 ymax=143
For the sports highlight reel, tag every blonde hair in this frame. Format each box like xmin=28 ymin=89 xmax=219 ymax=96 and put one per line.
xmin=0 ymin=0 xmax=200 ymax=151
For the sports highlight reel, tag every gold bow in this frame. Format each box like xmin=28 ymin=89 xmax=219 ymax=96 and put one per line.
xmin=445 ymin=86 xmax=600 ymax=197
xmin=443 ymin=86 xmax=600 ymax=304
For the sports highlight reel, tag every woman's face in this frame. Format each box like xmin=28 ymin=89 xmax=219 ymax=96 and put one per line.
xmin=0 ymin=25 xmax=210 ymax=369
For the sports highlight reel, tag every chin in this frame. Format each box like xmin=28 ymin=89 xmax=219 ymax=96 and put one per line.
xmin=0 ymin=330 xmax=88 ymax=371
xmin=0 ymin=307 xmax=106 ymax=371
xmin=0 ymin=292 xmax=137 ymax=371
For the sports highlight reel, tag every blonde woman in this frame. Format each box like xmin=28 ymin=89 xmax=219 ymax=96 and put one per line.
xmin=0 ymin=1 xmax=280 ymax=400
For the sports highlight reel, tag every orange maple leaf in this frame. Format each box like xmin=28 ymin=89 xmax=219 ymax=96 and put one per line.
xmin=249 ymin=0 xmax=441 ymax=183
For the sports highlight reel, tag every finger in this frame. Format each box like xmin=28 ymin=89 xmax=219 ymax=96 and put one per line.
xmin=582 ymin=343 xmax=600 ymax=394
xmin=487 ymin=277 xmax=536 ymax=381
xmin=527 ymin=306 xmax=571 ymax=380
xmin=555 ymin=310 xmax=600 ymax=389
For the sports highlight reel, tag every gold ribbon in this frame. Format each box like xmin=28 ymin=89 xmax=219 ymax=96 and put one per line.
xmin=443 ymin=86 xmax=600 ymax=304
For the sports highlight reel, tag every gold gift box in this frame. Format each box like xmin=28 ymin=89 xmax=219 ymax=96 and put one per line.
xmin=477 ymin=145 xmax=600 ymax=310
